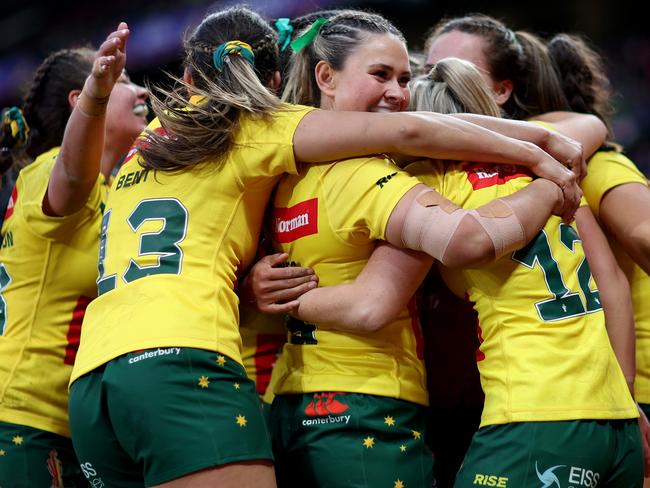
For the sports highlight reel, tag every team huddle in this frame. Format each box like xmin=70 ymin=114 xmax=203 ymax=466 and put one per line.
xmin=1 ymin=4 xmax=650 ymax=488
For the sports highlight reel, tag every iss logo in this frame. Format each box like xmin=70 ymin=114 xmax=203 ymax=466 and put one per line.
xmin=536 ymin=463 xmax=564 ymax=488
xmin=535 ymin=461 xmax=600 ymax=488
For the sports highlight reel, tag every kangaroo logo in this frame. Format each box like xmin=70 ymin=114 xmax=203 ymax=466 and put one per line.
xmin=535 ymin=462 xmax=564 ymax=488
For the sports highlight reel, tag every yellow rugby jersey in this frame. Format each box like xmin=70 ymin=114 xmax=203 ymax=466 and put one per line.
xmin=270 ymin=156 xmax=428 ymax=405
xmin=408 ymin=159 xmax=638 ymax=426
xmin=0 ymin=147 xmax=105 ymax=437
xmin=582 ymin=149 xmax=650 ymax=404
xmin=70 ymin=105 xmax=315 ymax=383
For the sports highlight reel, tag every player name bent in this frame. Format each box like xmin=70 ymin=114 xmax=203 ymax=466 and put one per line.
xmin=128 ymin=347 xmax=181 ymax=364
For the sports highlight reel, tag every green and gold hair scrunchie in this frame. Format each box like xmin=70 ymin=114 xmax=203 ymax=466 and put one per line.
xmin=213 ymin=40 xmax=255 ymax=71
xmin=290 ymin=18 xmax=329 ymax=53
xmin=2 ymin=107 xmax=30 ymax=147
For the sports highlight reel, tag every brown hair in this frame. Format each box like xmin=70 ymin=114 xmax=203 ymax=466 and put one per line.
xmin=138 ymin=6 xmax=281 ymax=172
xmin=547 ymin=33 xmax=616 ymax=138
xmin=0 ymin=48 xmax=93 ymax=176
xmin=424 ymin=15 xmax=570 ymax=119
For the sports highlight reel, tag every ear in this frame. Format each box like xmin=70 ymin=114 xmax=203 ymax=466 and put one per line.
xmin=183 ymin=67 xmax=194 ymax=86
xmin=314 ymin=60 xmax=337 ymax=98
xmin=269 ymin=70 xmax=282 ymax=93
xmin=493 ymin=79 xmax=513 ymax=106
xmin=68 ymin=89 xmax=82 ymax=110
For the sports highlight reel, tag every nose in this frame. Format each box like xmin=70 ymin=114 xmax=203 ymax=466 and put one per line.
xmin=131 ymin=82 xmax=149 ymax=102
xmin=385 ymin=79 xmax=408 ymax=107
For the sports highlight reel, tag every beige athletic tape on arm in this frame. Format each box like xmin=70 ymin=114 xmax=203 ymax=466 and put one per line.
xmin=401 ymin=190 xmax=527 ymax=263
xmin=468 ymin=199 xmax=525 ymax=259
xmin=401 ymin=189 xmax=466 ymax=262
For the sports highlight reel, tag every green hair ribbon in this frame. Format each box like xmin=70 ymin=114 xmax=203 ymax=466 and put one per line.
xmin=290 ymin=18 xmax=329 ymax=53
xmin=212 ymin=40 xmax=255 ymax=71
xmin=2 ymin=107 xmax=30 ymax=147
xmin=275 ymin=18 xmax=294 ymax=52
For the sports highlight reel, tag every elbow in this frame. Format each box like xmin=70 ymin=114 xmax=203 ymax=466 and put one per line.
xmin=394 ymin=114 xmax=428 ymax=154
xmin=442 ymin=221 xmax=495 ymax=269
xmin=353 ymin=299 xmax=396 ymax=333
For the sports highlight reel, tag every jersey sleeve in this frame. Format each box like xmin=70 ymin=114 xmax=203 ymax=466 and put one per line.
xmin=581 ymin=150 xmax=648 ymax=217
xmin=322 ymin=155 xmax=420 ymax=244
xmin=236 ymin=104 xmax=317 ymax=177
xmin=405 ymin=158 xmax=452 ymax=198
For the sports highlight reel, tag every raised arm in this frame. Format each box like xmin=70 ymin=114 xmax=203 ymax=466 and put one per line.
xmin=384 ymin=179 xmax=568 ymax=268
xmin=293 ymin=110 xmax=578 ymax=196
xmin=45 ymin=22 xmax=129 ymax=216
xmin=575 ymin=206 xmax=636 ymax=395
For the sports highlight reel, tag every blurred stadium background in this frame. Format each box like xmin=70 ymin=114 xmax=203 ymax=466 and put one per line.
xmin=2 ymin=0 xmax=648 ymax=172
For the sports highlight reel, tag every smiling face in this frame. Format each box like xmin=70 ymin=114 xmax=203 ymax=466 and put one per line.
xmin=322 ymin=33 xmax=411 ymax=113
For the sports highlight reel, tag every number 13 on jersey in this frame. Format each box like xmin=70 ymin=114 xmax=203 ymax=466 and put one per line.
xmin=97 ymin=198 xmax=189 ymax=295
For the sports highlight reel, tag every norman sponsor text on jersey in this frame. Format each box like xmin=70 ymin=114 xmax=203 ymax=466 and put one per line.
xmin=115 ymin=168 xmax=149 ymax=191
xmin=276 ymin=212 xmax=310 ymax=234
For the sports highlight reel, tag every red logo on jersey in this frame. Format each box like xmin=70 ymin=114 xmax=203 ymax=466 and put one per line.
xmin=476 ymin=322 xmax=486 ymax=362
xmin=132 ymin=126 xmax=168 ymax=161
xmin=274 ymin=198 xmax=318 ymax=243
xmin=305 ymin=392 xmax=349 ymax=417
xmin=64 ymin=295 xmax=92 ymax=365
xmin=253 ymin=333 xmax=286 ymax=395
xmin=4 ymin=186 xmax=17 ymax=220
xmin=463 ymin=162 xmax=531 ymax=190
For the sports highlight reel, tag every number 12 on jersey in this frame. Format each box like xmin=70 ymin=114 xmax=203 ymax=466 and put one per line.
xmin=512 ymin=223 xmax=602 ymax=322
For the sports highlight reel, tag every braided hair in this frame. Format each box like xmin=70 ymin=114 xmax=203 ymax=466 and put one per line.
xmin=139 ymin=6 xmax=281 ymax=172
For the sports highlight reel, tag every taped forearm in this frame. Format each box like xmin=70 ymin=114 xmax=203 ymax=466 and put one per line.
xmin=400 ymin=189 xmax=527 ymax=266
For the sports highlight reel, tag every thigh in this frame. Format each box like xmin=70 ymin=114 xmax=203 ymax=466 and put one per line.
xmin=0 ymin=421 xmax=86 ymax=488
xmin=153 ymin=461 xmax=276 ymax=488
xmin=454 ymin=420 xmax=641 ymax=488
xmin=106 ymin=347 xmax=273 ymax=487
xmin=270 ymin=392 xmax=433 ymax=488
xmin=68 ymin=369 xmax=143 ymax=488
